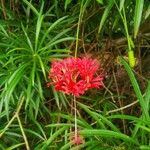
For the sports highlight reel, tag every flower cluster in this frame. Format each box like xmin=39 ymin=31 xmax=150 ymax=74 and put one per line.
xmin=48 ymin=57 xmax=104 ymax=96
xmin=70 ymin=134 xmax=84 ymax=145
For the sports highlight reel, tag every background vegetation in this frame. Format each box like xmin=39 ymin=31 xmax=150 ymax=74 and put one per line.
xmin=0 ymin=0 xmax=150 ymax=149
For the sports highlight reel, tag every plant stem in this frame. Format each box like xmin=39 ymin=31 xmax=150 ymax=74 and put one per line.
xmin=75 ymin=1 xmax=84 ymax=58
xmin=73 ymin=95 xmax=77 ymax=138
xmin=0 ymin=96 xmax=25 ymax=138
xmin=0 ymin=113 xmax=17 ymax=138
xmin=1 ymin=0 xmax=7 ymax=20
xmin=17 ymin=114 xmax=30 ymax=150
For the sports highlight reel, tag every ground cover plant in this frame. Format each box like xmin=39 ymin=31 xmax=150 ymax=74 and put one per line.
xmin=0 ymin=0 xmax=150 ymax=149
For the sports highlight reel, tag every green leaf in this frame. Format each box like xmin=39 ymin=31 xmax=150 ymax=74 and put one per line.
xmin=36 ymin=54 xmax=46 ymax=80
xmin=140 ymin=145 xmax=150 ymax=149
xmin=0 ymin=24 xmax=8 ymax=37
xmin=80 ymin=129 xmax=137 ymax=144
xmin=108 ymin=114 xmax=147 ymax=124
xmin=41 ymin=126 xmax=69 ymax=149
xmin=52 ymin=87 xmax=60 ymax=109
xmin=21 ymin=23 xmax=34 ymax=52
xmin=23 ymin=0 xmax=39 ymax=16
xmin=31 ymin=119 xmax=47 ymax=140
xmin=39 ymin=16 xmax=68 ymax=49
xmin=96 ymin=0 xmax=103 ymax=5
xmin=2 ymin=63 xmax=28 ymax=117
xmin=78 ymin=102 xmax=106 ymax=129
xmin=5 ymin=143 xmax=25 ymax=150
xmin=65 ymin=0 xmax=72 ymax=10
xmin=25 ymin=73 xmax=32 ymax=109
xmin=98 ymin=0 xmax=114 ymax=33
xmin=25 ymin=129 xmax=45 ymax=141
xmin=144 ymin=80 xmax=150 ymax=111
xmin=35 ymin=2 xmax=44 ymax=51
xmin=120 ymin=57 xmax=150 ymax=121
xmin=79 ymin=102 xmax=119 ymax=132
xmin=51 ymin=113 xmax=91 ymax=129
xmin=137 ymin=124 xmax=150 ymax=132
xmin=145 ymin=4 xmax=150 ymax=19
xmin=40 ymin=37 xmax=75 ymax=51
xmin=35 ymin=14 xmax=44 ymax=51
xmin=134 ymin=0 xmax=144 ymax=38
xmin=119 ymin=0 xmax=125 ymax=11
xmin=46 ymin=123 xmax=73 ymax=128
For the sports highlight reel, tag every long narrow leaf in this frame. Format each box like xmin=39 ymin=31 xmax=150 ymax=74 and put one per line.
xmin=98 ymin=0 xmax=114 ymax=33
xmin=80 ymin=129 xmax=138 ymax=144
xmin=21 ymin=23 xmax=34 ymax=52
xmin=134 ymin=0 xmax=144 ymax=38
xmin=35 ymin=2 xmax=44 ymax=51
xmin=119 ymin=0 xmax=125 ymax=11
xmin=120 ymin=57 xmax=150 ymax=122
xmin=144 ymin=80 xmax=150 ymax=111
xmin=36 ymin=54 xmax=46 ymax=80
xmin=35 ymin=14 xmax=44 ymax=51
xmin=41 ymin=126 xmax=69 ymax=149
xmin=145 ymin=4 xmax=150 ymax=19
xmin=2 ymin=63 xmax=28 ymax=117
xmin=5 ymin=143 xmax=25 ymax=150
xmin=79 ymin=102 xmax=119 ymax=132
xmin=39 ymin=16 xmax=68 ymax=48
xmin=40 ymin=37 xmax=75 ymax=51
xmin=23 ymin=0 xmax=39 ymax=16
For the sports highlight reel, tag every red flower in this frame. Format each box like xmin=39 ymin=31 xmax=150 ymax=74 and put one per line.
xmin=48 ymin=57 xmax=104 ymax=96
xmin=70 ymin=133 xmax=84 ymax=145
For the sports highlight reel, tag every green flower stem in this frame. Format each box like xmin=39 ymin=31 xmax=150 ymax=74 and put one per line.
xmin=73 ymin=95 xmax=77 ymax=138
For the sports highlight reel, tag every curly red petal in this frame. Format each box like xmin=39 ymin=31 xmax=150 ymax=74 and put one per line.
xmin=47 ymin=57 xmax=104 ymax=96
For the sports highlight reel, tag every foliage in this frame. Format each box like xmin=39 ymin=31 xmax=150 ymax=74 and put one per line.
xmin=0 ymin=0 xmax=150 ymax=149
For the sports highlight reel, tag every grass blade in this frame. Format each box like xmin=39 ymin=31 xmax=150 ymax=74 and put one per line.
xmin=134 ymin=0 xmax=144 ymax=38
xmin=120 ymin=57 xmax=150 ymax=122
xmin=119 ymin=0 xmax=125 ymax=11
xmin=5 ymin=143 xmax=25 ymax=150
xmin=98 ymin=0 xmax=114 ymax=33
xmin=145 ymin=4 xmax=150 ymax=19
xmin=1 ymin=64 xmax=28 ymax=118
xmin=40 ymin=37 xmax=75 ymax=51
xmin=42 ymin=126 xmax=69 ymax=149
xmin=35 ymin=2 xmax=44 ymax=51
xmin=80 ymin=129 xmax=138 ymax=144
xmin=144 ymin=80 xmax=150 ymax=111
xmin=23 ymin=0 xmax=39 ymax=16
xmin=39 ymin=16 xmax=68 ymax=49
xmin=21 ymin=23 xmax=34 ymax=52
xmin=36 ymin=55 xmax=46 ymax=80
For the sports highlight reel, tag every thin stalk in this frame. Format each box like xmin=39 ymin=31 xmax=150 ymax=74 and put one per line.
xmin=73 ymin=95 xmax=77 ymax=138
xmin=114 ymin=1 xmax=135 ymax=67
xmin=17 ymin=114 xmax=30 ymax=150
xmin=0 ymin=96 xmax=24 ymax=138
xmin=114 ymin=1 xmax=131 ymax=51
xmin=0 ymin=113 xmax=17 ymax=138
xmin=113 ymin=70 xmax=126 ymax=133
xmin=1 ymin=0 xmax=7 ymax=19
xmin=122 ymin=6 xmax=131 ymax=51
xmin=107 ymin=100 xmax=138 ymax=115
xmin=75 ymin=1 xmax=84 ymax=58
